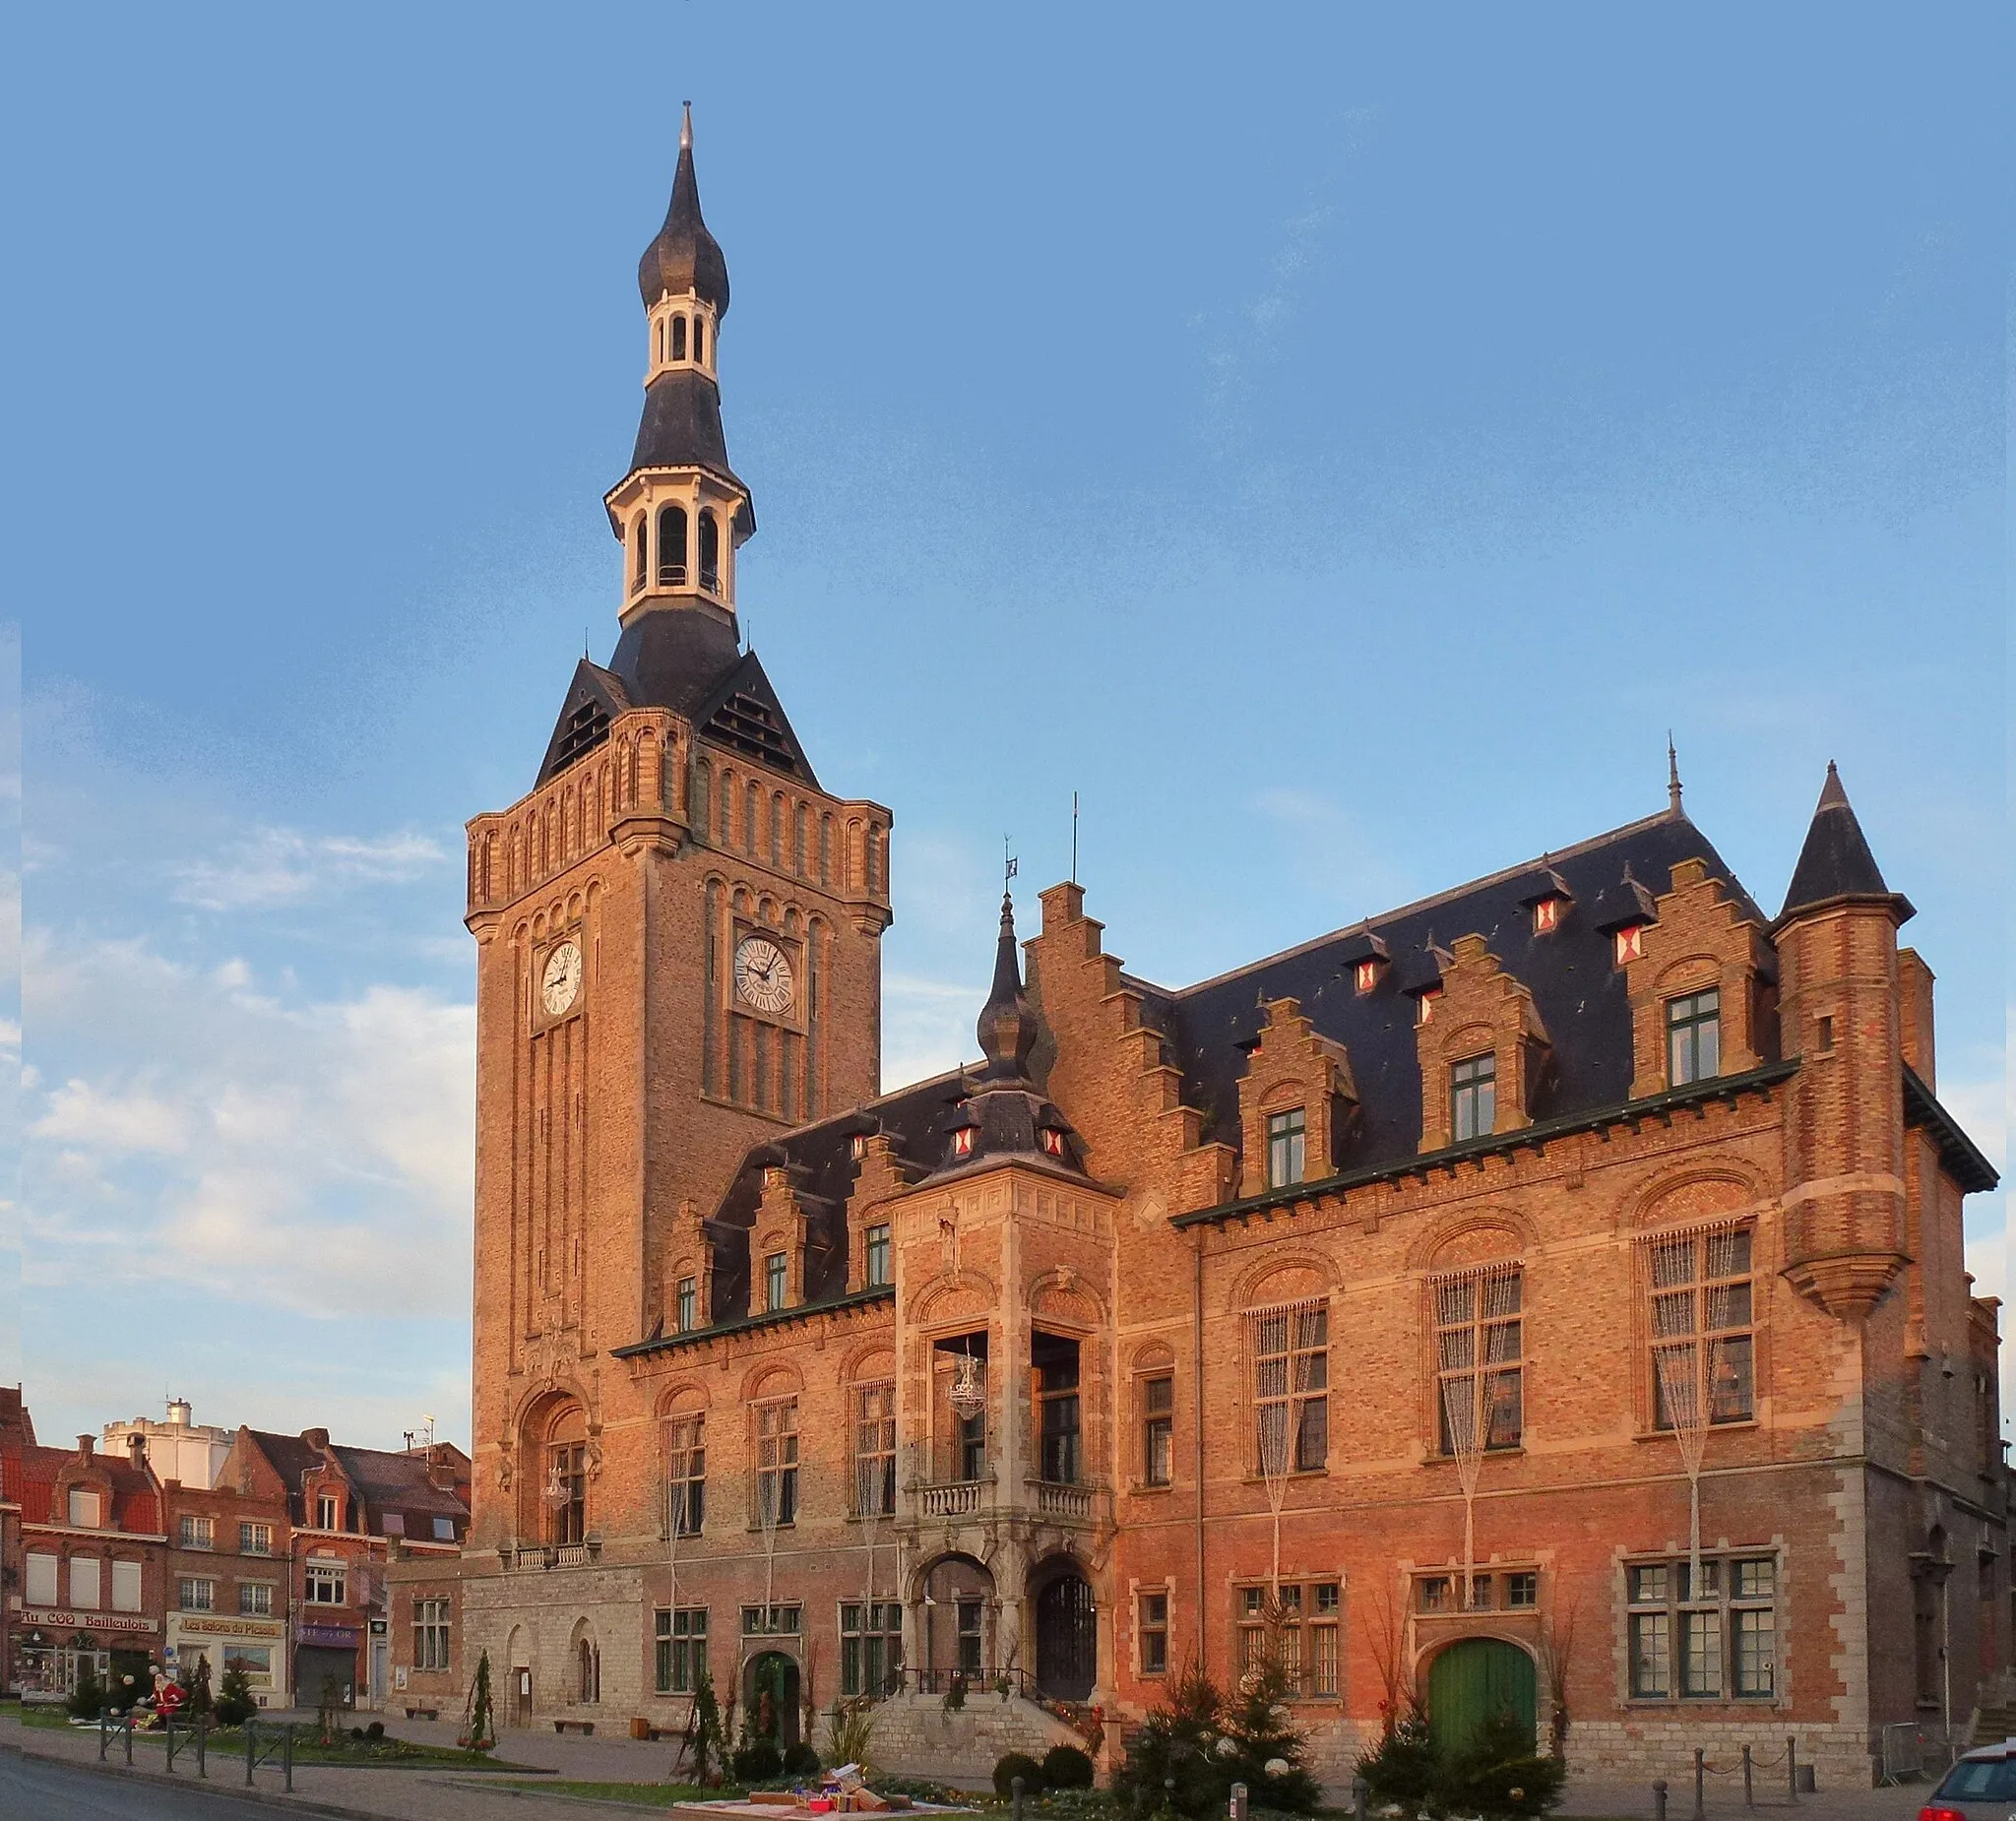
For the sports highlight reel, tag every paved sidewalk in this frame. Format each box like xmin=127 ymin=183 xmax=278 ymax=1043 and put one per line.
xmin=2 ymin=1710 xmax=1951 ymax=1821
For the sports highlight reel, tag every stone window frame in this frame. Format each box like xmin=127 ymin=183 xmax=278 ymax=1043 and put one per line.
xmin=1413 ymin=936 xmax=1550 ymax=1155
xmin=1133 ymin=1579 xmax=1174 ymax=1677
xmin=662 ymin=1406 xmax=706 ymax=1538
xmin=751 ymin=1394 xmax=801 ymax=1531
xmin=412 ymin=1596 xmax=451 ymax=1671
xmin=656 ymin=1604 xmax=710 ymax=1693
xmin=238 ymin=1580 xmax=277 ymax=1618
xmin=838 ymin=1599 xmax=903 ymax=1696
xmin=850 ymin=1379 xmax=898 ymax=1519
xmin=1621 ymin=1548 xmax=1783 ymax=1705
xmin=1641 ymin=1220 xmax=1758 ymax=1433
xmin=1246 ymin=1296 xmax=1331 ymax=1478
xmin=1230 ymin=1577 xmax=1344 ymax=1701
xmin=1129 ymin=1342 xmax=1179 ymax=1493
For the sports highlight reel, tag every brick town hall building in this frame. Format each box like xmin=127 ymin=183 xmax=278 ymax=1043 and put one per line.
xmin=392 ymin=114 xmax=2004 ymax=1788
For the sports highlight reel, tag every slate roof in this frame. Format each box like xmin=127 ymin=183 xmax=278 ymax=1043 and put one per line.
xmin=637 ymin=106 xmax=729 ymax=315
xmin=536 ymin=639 xmax=817 ymax=790
xmin=1132 ymin=807 xmax=1768 ymax=1170
xmin=1776 ymin=762 xmax=1913 ymax=927
xmin=332 ymin=1444 xmax=471 ymax=1541
xmin=627 ymin=366 xmax=751 ymax=508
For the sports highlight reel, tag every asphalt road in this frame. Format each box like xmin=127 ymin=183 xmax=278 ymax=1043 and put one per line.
xmin=0 ymin=1753 xmax=308 ymax=1820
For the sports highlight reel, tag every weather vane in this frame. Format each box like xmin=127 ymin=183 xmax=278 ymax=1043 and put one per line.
xmin=1004 ymin=836 xmax=1017 ymax=888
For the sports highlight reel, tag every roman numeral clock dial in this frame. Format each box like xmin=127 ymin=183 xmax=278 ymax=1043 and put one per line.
xmin=732 ymin=936 xmax=794 ymax=1017
xmin=540 ymin=940 xmax=583 ymax=1019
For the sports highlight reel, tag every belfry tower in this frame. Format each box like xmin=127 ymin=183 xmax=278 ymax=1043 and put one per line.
xmin=462 ymin=111 xmax=894 ymax=1552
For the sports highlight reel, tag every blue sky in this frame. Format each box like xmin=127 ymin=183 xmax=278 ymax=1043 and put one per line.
xmin=4 ymin=5 xmax=2006 ymax=1450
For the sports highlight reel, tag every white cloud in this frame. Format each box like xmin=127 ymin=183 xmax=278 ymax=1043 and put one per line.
xmin=883 ymin=973 xmax=981 ymax=1095
xmin=32 ymin=1079 xmax=188 ymax=1155
xmin=171 ymin=827 xmax=448 ymax=911
xmin=24 ymin=930 xmax=473 ymax=1318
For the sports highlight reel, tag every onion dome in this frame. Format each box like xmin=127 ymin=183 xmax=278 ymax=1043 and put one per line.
xmin=976 ymin=892 xmax=1039 ymax=1084
xmin=638 ymin=103 xmax=729 ymax=316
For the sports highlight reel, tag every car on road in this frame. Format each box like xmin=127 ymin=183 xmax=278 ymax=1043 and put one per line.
xmin=1922 ymin=1743 xmax=2016 ymax=1821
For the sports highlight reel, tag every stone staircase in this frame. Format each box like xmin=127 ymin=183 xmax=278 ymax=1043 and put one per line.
xmin=866 ymin=1690 xmax=1087 ymax=1788
xmin=1972 ymin=1702 xmax=2016 ymax=1746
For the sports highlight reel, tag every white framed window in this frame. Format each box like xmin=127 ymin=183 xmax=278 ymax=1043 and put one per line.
xmin=179 ymin=1514 xmax=214 ymax=1549
xmin=316 ymin=1493 xmax=339 ymax=1531
xmin=178 ymin=1577 xmax=216 ymax=1612
xmin=306 ymin=1562 xmax=346 ymax=1604
xmin=413 ymin=1598 xmax=451 ymax=1671
xmin=69 ymin=1556 xmax=102 ymax=1611
xmin=240 ymin=1582 xmax=275 ymax=1617
xmin=239 ymin=1522 xmax=273 ymax=1555
xmin=111 ymin=1560 xmax=143 ymax=1613
xmin=25 ymin=1551 xmax=57 ymax=1606
xmin=68 ymin=1488 xmax=102 ymax=1529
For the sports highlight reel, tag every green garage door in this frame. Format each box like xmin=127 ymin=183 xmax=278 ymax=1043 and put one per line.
xmin=1427 ymin=1638 xmax=1538 ymax=1756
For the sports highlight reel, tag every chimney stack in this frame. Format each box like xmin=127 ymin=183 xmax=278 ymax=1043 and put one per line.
xmin=77 ymin=1433 xmax=94 ymax=1458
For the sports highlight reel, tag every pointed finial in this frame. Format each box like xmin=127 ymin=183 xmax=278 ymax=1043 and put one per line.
xmin=1004 ymin=836 xmax=1018 ymax=892
xmin=1817 ymin=759 xmax=1849 ymax=811
xmin=1668 ymin=733 xmax=1682 ymax=813
xmin=680 ymin=101 xmax=693 ymax=151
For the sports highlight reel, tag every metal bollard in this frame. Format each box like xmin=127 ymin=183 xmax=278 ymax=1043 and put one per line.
xmin=284 ymin=1723 xmax=295 ymax=1793
xmin=165 ymin=1717 xmax=177 ymax=1773
xmin=98 ymin=1713 xmax=109 ymax=1762
xmin=1693 ymin=1748 xmax=1706 ymax=1821
xmin=1231 ymin=1783 xmax=1249 ymax=1821
xmin=1654 ymin=1779 xmax=1669 ymax=1821
xmin=1353 ymin=1776 xmax=1370 ymax=1821
xmin=124 ymin=1716 xmax=134 ymax=1767
xmin=198 ymin=1716 xmax=208 ymax=1780
xmin=1741 ymin=1744 xmax=1753 ymax=1809
xmin=1787 ymin=1738 xmax=1796 ymax=1803
xmin=1013 ymin=1775 xmax=1026 ymax=1821
xmin=246 ymin=1718 xmax=257 ymax=1787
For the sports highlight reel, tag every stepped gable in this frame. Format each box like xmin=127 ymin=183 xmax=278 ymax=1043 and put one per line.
xmin=702 ymin=1070 xmax=966 ymax=1315
xmin=1146 ymin=809 xmax=1765 ymax=1168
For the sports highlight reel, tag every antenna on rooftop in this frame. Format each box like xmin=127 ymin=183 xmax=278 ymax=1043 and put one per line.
xmin=1070 ymin=791 xmax=1079 ymax=885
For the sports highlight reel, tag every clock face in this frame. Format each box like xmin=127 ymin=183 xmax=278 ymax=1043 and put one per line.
xmin=733 ymin=936 xmax=795 ymax=1016
xmin=540 ymin=940 xmax=584 ymax=1018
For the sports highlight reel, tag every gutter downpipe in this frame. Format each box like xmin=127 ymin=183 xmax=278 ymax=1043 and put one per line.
xmin=1193 ymin=1224 xmax=1207 ymax=1677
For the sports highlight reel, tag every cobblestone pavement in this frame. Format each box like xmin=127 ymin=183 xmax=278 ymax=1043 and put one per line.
xmin=3 ymin=1713 xmax=1951 ymax=1821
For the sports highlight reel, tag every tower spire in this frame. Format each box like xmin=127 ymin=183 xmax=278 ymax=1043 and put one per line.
xmin=976 ymin=890 xmax=1039 ymax=1084
xmin=605 ymin=104 xmax=753 ymax=633
xmin=1668 ymin=733 xmax=1682 ymax=814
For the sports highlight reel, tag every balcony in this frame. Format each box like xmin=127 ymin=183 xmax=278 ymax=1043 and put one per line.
xmin=1028 ymin=1479 xmax=1093 ymax=1523
xmin=917 ymin=1478 xmax=985 ymax=1520
xmin=507 ymin=1538 xmax=600 ymax=1571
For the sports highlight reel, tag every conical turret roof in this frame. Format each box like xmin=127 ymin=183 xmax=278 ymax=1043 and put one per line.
xmin=1776 ymin=762 xmax=1913 ymax=927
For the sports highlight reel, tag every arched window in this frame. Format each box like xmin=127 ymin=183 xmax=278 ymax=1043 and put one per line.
xmin=694 ymin=316 xmax=707 ymax=364
xmin=654 ymin=318 xmax=663 ymax=364
xmin=631 ymin=516 xmax=648 ymax=593
xmin=692 ymin=761 xmax=712 ymax=847
xmin=697 ymin=511 xmax=721 ymax=594
xmin=744 ymin=782 xmax=760 ymax=856
xmin=542 ymin=1405 xmax=588 ymax=1546
xmin=577 ymin=1637 xmax=599 ymax=1703
xmin=770 ymin=793 xmax=785 ymax=867
xmin=671 ymin=315 xmax=688 ymax=361
xmin=657 ymin=505 xmax=688 ymax=588
xmin=794 ymin=804 xmax=809 ymax=876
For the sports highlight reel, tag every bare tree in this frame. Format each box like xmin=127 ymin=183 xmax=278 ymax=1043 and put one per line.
xmin=1538 ymin=1593 xmax=1580 ymax=1760
xmin=1357 ymin=1573 xmax=1413 ymax=1735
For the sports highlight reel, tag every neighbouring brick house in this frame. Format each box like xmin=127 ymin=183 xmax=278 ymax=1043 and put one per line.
xmin=231 ymin=1428 xmax=471 ymax=1712
xmin=435 ymin=114 xmax=2003 ymax=1789
xmin=159 ymin=1468 xmax=293 ymax=1710
xmin=5 ymin=1417 xmax=167 ymax=1705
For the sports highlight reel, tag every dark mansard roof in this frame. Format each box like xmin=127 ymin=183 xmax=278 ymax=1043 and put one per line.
xmin=1130 ymin=807 xmax=1768 ymax=1170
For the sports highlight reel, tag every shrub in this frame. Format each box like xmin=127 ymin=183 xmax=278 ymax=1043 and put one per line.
xmin=1043 ymin=1745 xmax=1097 ymax=1790
xmin=66 ymin=1661 xmax=106 ymax=1722
xmin=733 ymin=1738 xmax=784 ymax=1783
xmin=1354 ymin=1706 xmax=1438 ymax=1814
xmin=1437 ymin=1707 xmax=1564 ymax=1821
xmin=689 ymin=1669 xmax=726 ymax=1786
xmin=783 ymin=1740 xmax=822 ymax=1777
xmin=825 ymin=1697 xmax=875 ymax=1772
xmin=1221 ymin=1660 xmax=1319 ymax=1814
xmin=1110 ymin=1666 xmax=1228 ymax=1818
xmin=214 ymin=1663 xmax=257 ymax=1728
xmin=365 ymin=1720 xmax=386 ymax=1741
xmin=994 ymin=1751 xmax=1046 ymax=1797
xmin=349 ymin=1726 xmax=366 ymax=1741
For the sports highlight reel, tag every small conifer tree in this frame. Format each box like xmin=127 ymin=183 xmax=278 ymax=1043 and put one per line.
xmin=215 ymin=1661 xmax=257 ymax=1727
xmin=1224 ymin=1659 xmax=1320 ymax=1813
xmin=462 ymin=1649 xmax=496 ymax=1752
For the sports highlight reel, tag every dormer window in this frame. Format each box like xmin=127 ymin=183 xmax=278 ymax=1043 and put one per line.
xmin=850 ymin=1133 xmax=869 ymax=1162
xmin=1667 ymin=989 xmax=1721 ymax=1088
xmin=865 ymin=1224 xmax=891 ymax=1287
xmin=1416 ymin=986 xmax=1442 ymax=1028
xmin=1041 ymin=1127 xmax=1066 ymax=1158
xmin=1266 ymin=1107 xmax=1306 ymax=1189
xmin=952 ymin=1125 xmax=976 ymax=1160
xmin=1451 ymin=1053 xmax=1496 ymax=1142
xmin=1354 ymin=959 xmax=1381 ymax=994
xmin=316 ymin=1493 xmax=339 ymax=1531
xmin=68 ymin=1488 xmax=101 ymax=1529
xmin=1534 ymin=897 xmax=1564 ymax=935
xmin=675 ymin=1277 xmax=697 ymax=1333
xmin=1614 ymin=925 xmax=1645 ymax=966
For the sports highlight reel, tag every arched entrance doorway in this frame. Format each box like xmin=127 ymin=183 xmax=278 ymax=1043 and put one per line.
xmin=918 ymin=1553 xmax=995 ymax=1690
xmin=744 ymin=1651 xmax=801 ymax=1745
xmin=1426 ymin=1638 xmax=1537 ymax=1755
xmin=1033 ymin=1564 xmax=1096 ymax=1702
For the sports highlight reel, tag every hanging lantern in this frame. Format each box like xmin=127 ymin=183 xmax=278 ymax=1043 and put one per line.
xmin=949 ymin=1351 xmax=987 ymax=1421
xmin=542 ymin=1465 xmax=572 ymax=1508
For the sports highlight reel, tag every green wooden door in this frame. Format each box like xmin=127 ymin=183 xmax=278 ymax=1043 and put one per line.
xmin=1426 ymin=1638 xmax=1538 ymax=1755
